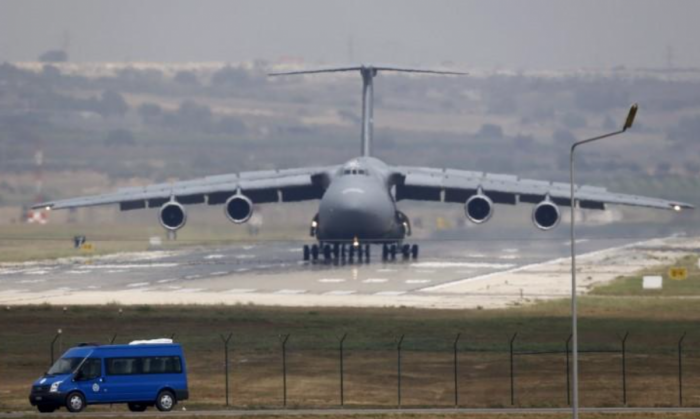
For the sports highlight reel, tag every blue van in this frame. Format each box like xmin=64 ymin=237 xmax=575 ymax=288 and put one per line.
xmin=29 ymin=342 xmax=188 ymax=413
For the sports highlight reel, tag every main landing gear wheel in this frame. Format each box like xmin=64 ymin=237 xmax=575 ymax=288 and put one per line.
xmin=382 ymin=244 xmax=419 ymax=261
xmin=303 ymin=245 xmax=310 ymax=261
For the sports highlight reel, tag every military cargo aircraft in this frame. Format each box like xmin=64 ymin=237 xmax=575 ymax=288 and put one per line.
xmin=34 ymin=65 xmax=693 ymax=262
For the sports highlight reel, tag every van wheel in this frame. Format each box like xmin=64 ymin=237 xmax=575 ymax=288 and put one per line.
xmin=155 ymin=390 xmax=175 ymax=412
xmin=128 ymin=402 xmax=148 ymax=412
xmin=37 ymin=405 xmax=57 ymax=413
xmin=65 ymin=391 xmax=86 ymax=413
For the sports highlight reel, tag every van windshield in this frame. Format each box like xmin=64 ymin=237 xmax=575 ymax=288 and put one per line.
xmin=47 ymin=357 xmax=82 ymax=376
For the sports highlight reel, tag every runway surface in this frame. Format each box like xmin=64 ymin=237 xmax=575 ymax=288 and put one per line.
xmin=0 ymin=233 xmax=697 ymax=308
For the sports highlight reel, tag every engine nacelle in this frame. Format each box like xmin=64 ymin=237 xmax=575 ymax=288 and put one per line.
xmin=532 ymin=201 xmax=561 ymax=231
xmin=159 ymin=202 xmax=187 ymax=231
xmin=465 ymin=193 xmax=494 ymax=224
xmin=224 ymin=194 xmax=253 ymax=224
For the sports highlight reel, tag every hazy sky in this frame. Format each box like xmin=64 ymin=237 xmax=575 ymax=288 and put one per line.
xmin=1 ymin=0 xmax=699 ymax=70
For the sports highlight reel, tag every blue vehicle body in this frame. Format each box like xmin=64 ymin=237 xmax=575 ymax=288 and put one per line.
xmin=29 ymin=343 xmax=188 ymax=412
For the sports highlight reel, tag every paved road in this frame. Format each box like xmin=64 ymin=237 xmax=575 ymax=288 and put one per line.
xmin=5 ymin=407 xmax=700 ymax=417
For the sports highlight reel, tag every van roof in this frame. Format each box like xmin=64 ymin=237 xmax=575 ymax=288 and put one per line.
xmin=63 ymin=343 xmax=182 ymax=358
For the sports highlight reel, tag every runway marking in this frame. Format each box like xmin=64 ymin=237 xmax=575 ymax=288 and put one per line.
xmin=65 ymin=270 xmax=89 ymax=275
xmin=185 ymin=274 xmax=201 ymax=280
xmin=419 ymin=236 xmax=669 ymax=293
xmin=324 ymin=290 xmax=356 ymax=296
xmin=175 ymin=288 xmax=204 ymax=293
xmin=411 ymin=262 xmax=515 ymax=269
xmin=318 ymin=278 xmax=345 ymax=283
xmin=375 ymin=291 xmax=406 ymax=296
xmin=235 ymin=254 xmax=255 ymax=260
xmin=242 ymin=245 xmax=255 ymax=250
xmin=87 ymin=285 xmax=101 ymax=290
xmin=106 ymin=270 xmax=127 ymax=274
xmin=376 ymin=269 xmax=397 ymax=273
xmin=363 ymin=278 xmax=388 ymax=283
xmin=78 ymin=263 xmax=178 ymax=269
xmin=127 ymin=282 xmax=150 ymax=288
xmin=25 ymin=269 xmax=50 ymax=275
xmin=226 ymin=289 xmax=257 ymax=294
xmin=498 ymin=255 xmax=520 ymax=260
xmin=406 ymin=279 xmax=431 ymax=284
xmin=204 ymin=254 xmax=225 ymax=260
xmin=564 ymin=239 xmax=589 ymax=246
xmin=466 ymin=254 xmax=486 ymax=258
xmin=166 ymin=285 xmax=183 ymax=290
xmin=504 ymin=248 xmax=519 ymax=253
xmin=235 ymin=268 xmax=251 ymax=273
xmin=18 ymin=279 xmax=46 ymax=284
xmin=157 ymin=279 xmax=176 ymax=284
xmin=274 ymin=289 xmax=307 ymax=295
xmin=210 ymin=271 xmax=230 ymax=276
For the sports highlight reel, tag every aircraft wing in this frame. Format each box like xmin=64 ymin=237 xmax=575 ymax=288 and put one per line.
xmin=394 ymin=166 xmax=694 ymax=211
xmin=33 ymin=166 xmax=338 ymax=211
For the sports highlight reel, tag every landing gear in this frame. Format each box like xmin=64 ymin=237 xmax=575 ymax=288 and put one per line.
xmin=303 ymin=243 xmax=372 ymax=263
xmin=381 ymin=243 xmax=419 ymax=261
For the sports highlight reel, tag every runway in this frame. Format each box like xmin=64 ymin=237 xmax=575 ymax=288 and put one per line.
xmin=0 ymin=233 xmax=697 ymax=308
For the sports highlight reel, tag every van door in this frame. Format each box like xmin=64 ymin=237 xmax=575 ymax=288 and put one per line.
xmin=73 ymin=358 xmax=109 ymax=404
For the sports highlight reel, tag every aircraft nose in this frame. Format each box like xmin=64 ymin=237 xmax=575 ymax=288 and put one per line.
xmin=318 ymin=185 xmax=395 ymax=239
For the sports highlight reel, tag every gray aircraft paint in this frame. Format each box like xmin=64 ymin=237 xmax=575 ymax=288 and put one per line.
xmin=35 ymin=66 xmax=693 ymax=246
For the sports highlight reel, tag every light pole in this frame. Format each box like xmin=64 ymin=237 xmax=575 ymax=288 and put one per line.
xmin=569 ymin=103 xmax=637 ymax=419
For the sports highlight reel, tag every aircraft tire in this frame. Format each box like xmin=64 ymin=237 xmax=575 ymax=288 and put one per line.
xmin=333 ymin=243 xmax=340 ymax=259
xmin=311 ymin=245 xmax=319 ymax=261
xmin=411 ymin=244 xmax=419 ymax=259
xmin=402 ymin=244 xmax=410 ymax=259
xmin=390 ymin=245 xmax=397 ymax=260
xmin=323 ymin=245 xmax=332 ymax=260
xmin=382 ymin=244 xmax=388 ymax=261
xmin=303 ymin=245 xmax=310 ymax=261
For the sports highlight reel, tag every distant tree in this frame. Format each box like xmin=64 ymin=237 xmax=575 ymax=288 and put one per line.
xmin=684 ymin=160 xmax=700 ymax=175
xmin=562 ymin=113 xmax=587 ymax=129
xmin=138 ymin=102 xmax=163 ymax=123
xmin=105 ymin=129 xmax=136 ymax=146
xmin=552 ymin=128 xmax=576 ymax=144
xmin=513 ymin=133 xmax=535 ymax=150
xmin=38 ymin=50 xmax=68 ymax=63
xmin=217 ymin=116 xmax=247 ymax=135
xmin=475 ymin=123 xmax=504 ymax=139
xmin=98 ymin=90 xmax=129 ymax=118
xmin=40 ymin=64 xmax=62 ymax=81
xmin=174 ymin=70 xmax=199 ymax=85
xmin=667 ymin=114 xmax=700 ymax=143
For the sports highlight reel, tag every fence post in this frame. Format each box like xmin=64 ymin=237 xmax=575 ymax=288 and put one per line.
xmin=621 ymin=332 xmax=629 ymax=405
xmin=397 ymin=335 xmax=405 ymax=408
xmin=453 ymin=333 xmax=461 ymax=407
xmin=220 ymin=333 xmax=233 ymax=407
xmin=281 ymin=334 xmax=290 ymax=407
xmin=110 ymin=334 xmax=117 ymax=344
xmin=170 ymin=333 xmax=176 ymax=341
xmin=566 ymin=334 xmax=572 ymax=406
xmin=678 ymin=332 xmax=686 ymax=406
xmin=339 ymin=333 xmax=347 ymax=407
xmin=50 ymin=329 xmax=62 ymax=366
xmin=510 ymin=333 xmax=517 ymax=406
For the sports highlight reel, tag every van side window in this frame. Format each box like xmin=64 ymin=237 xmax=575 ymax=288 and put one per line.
xmin=142 ymin=356 xmax=182 ymax=374
xmin=106 ymin=358 xmax=140 ymax=375
xmin=77 ymin=358 xmax=102 ymax=381
xmin=106 ymin=356 xmax=182 ymax=375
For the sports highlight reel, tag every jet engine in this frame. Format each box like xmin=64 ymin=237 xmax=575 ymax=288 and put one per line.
xmin=224 ymin=194 xmax=253 ymax=224
xmin=532 ymin=200 xmax=561 ymax=230
xmin=159 ymin=202 xmax=187 ymax=231
xmin=465 ymin=193 xmax=494 ymax=224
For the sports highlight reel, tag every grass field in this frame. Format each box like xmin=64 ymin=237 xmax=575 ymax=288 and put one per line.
xmin=591 ymin=255 xmax=700 ymax=296
xmin=3 ymin=298 xmax=700 ymax=415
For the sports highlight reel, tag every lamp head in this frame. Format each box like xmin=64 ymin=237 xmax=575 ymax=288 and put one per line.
xmin=623 ymin=103 xmax=638 ymax=131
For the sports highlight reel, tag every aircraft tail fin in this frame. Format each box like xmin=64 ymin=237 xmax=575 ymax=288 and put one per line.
xmin=269 ymin=65 xmax=466 ymax=157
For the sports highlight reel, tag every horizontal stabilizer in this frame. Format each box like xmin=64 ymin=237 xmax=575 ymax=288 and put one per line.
xmin=269 ymin=65 xmax=467 ymax=77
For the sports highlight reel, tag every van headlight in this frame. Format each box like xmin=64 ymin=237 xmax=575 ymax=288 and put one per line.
xmin=50 ymin=381 xmax=62 ymax=393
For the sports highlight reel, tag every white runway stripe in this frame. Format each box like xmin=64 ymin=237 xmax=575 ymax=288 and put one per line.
xmin=226 ymin=289 xmax=257 ymax=294
xmin=374 ymin=291 xmax=406 ymax=296
xmin=363 ymin=278 xmax=388 ymax=283
xmin=127 ymin=282 xmax=150 ymax=288
xmin=274 ymin=289 xmax=307 ymax=295
xmin=323 ymin=290 xmax=356 ymax=296
xmin=411 ymin=262 xmax=515 ymax=269
xmin=210 ymin=271 xmax=230 ymax=276
xmin=406 ymin=279 xmax=431 ymax=284
xmin=318 ymin=278 xmax=345 ymax=283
